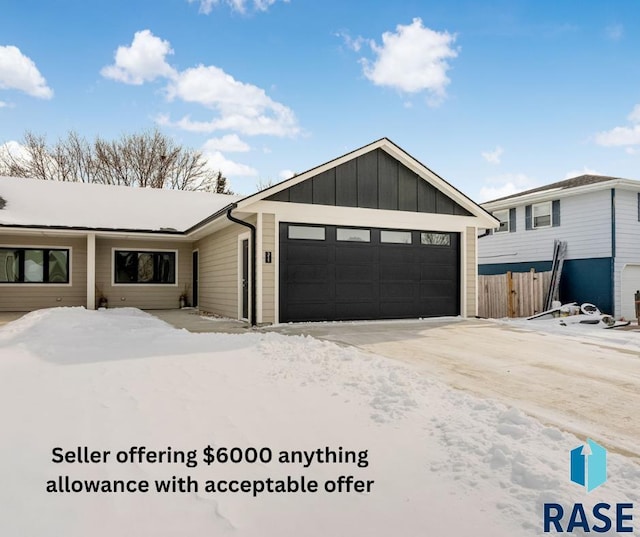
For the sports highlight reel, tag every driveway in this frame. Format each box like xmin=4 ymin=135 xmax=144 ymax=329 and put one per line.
xmin=272 ymin=318 xmax=640 ymax=459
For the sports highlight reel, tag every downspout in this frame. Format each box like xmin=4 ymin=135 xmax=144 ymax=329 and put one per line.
xmin=226 ymin=204 xmax=257 ymax=326
xmin=611 ymin=188 xmax=616 ymax=316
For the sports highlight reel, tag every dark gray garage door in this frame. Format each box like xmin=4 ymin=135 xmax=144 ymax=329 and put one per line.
xmin=279 ymin=223 xmax=460 ymax=323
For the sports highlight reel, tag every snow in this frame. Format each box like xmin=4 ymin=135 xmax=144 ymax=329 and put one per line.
xmin=0 ymin=176 xmax=242 ymax=231
xmin=0 ymin=307 xmax=639 ymax=536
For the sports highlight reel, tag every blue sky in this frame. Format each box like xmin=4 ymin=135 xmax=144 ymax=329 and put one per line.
xmin=1 ymin=0 xmax=639 ymax=200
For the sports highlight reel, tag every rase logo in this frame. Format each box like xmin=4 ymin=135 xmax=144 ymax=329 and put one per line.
xmin=543 ymin=439 xmax=634 ymax=533
xmin=570 ymin=438 xmax=607 ymax=492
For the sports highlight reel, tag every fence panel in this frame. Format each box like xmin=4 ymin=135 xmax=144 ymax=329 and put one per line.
xmin=478 ymin=269 xmax=552 ymax=318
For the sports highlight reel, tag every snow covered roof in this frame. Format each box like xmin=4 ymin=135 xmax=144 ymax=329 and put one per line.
xmin=0 ymin=176 xmax=242 ymax=233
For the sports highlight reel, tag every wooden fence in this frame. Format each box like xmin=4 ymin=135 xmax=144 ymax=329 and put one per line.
xmin=478 ymin=269 xmax=552 ymax=319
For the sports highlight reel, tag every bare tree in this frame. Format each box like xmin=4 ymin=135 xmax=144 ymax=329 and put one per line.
xmin=0 ymin=129 xmax=232 ymax=193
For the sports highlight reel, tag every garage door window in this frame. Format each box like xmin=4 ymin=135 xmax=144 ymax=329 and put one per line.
xmin=336 ymin=228 xmax=370 ymax=242
xmin=421 ymin=232 xmax=451 ymax=246
xmin=288 ymin=225 xmax=325 ymax=240
xmin=380 ymin=230 xmax=412 ymax=244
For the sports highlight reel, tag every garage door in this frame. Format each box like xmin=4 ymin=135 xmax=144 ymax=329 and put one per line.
xmin=621 ymin=264 xmax=640 ymax=320
xmin=279 ymin=223 xmax=460 ymax=322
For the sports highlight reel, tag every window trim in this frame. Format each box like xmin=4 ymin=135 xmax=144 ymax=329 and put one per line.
xmin=493 ymin=209 xmax=510 ymax=233
xmin=380 ymin=229 xmax=413 ymax=244
xmin=0 ymin=245 xmax=72 ymax=286
xmin=532 ymin=201 xmax=552 ymax=229
xmin=287 ymin=225 xmax=326 ymax=241
xmin=111 ymin=248 xmax=179 ymax=287
xmin=336 ymin=227 xmax=371 ymax=242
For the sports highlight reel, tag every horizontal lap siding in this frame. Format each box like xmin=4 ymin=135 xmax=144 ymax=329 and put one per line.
xmin=613 ymin=189 xmax=640 ymax=317
xmin=466 ymin=227 xmax=477 ymax=316
xmin=479 ymin=190 xmax=612 ymax=264
xmin=95 ymin=238 xmax=192 ymax=310
xmin=0 ymin=234 xmax=87 ymax=311
xmin=261 ymin=214 xmax=276 ymax=324
xmin=196 ymin=217 xmax=256 ymax=318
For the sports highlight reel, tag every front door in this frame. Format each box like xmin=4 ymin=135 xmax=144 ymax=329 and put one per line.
xmin=242 ymin=238 xmax=249 ymax=319
xmin=192 ymin=250 xmax=198 ymax=308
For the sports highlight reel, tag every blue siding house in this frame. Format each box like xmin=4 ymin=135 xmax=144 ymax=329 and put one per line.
xmin=478 ymin=175 xmax=640 ymax=319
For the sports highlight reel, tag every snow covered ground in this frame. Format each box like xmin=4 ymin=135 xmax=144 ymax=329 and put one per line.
xmin=0 ymin=307 xmax=639 ymax=536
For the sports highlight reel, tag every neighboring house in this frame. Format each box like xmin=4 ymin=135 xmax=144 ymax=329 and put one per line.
xmin=0 ymin=138 xmax=497 ymax=324
xmin=479 ymin=174 xmax=640 ymax=319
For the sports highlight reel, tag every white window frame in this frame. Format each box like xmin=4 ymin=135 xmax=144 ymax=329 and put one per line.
xmin=493 ymin=209 xmax=509 ymax=233
xmin=111 ymin=247 xmax=179 ymax=287
xmin=532 ymin=202 xmax=552 ymax=229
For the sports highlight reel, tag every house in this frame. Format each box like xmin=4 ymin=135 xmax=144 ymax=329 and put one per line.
xmin=478 ymin=174 xmax=640 ymax=319
xmin=0 ymin=138 xmax=497 ymax=324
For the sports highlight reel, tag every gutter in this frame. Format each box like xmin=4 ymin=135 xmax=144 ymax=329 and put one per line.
xmin=226 ymin=204 xmax=257 ymax=326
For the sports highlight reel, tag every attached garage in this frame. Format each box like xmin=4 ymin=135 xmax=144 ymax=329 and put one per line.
xmin=279 ymin=223 xmax=460 ymax=322
xmin=621 ymin=264 xmax=640 ymax=321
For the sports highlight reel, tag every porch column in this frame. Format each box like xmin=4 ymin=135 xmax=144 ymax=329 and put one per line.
xmin=86 ymin=233 xmax=96 ymax=310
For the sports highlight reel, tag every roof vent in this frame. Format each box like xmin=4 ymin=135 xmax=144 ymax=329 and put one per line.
xmin=0 ymin=196 xmax=5 ymax=210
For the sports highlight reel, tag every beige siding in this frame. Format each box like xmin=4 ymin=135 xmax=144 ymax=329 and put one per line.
xmin=196 ymin=217 xmax=256 ymax=319
xmin=261 ymin=213 xmax=276 ymax=323
xmin=95 ymin=238 xmax=192 ymax=310
xmin=465 ymin=227 xmax=477 ymax=317
xmin=0 ymin=234 xmax=87 ymax=311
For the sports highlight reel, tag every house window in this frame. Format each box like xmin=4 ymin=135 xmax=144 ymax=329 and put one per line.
xmin=288 ymin=225 xmax=325 ymax=240
xmin=421 ymin=232 xmax=451 ymax=246
xmin=493 ymin=210 xmax=509 ymax=233
xmin=0 ymin=248 xmax=69 ymax=283
xmin=114 ymin=250 xmax=176 ymax=284
xmin=532 ymin=202 xmax=552 ymax=228
xmin=336 ymin=228 xmax=370 ymax=242
xmin=380 ymin=230 xmax=412 ymax=244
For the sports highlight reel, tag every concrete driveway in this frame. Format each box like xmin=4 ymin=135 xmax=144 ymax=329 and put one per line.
xmin=272 ymin=318 xmax=640 ymax=459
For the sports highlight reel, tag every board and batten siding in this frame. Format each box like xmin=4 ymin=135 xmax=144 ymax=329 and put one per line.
xmin=465 ymin=227 xmax=477 ymax=316
xmin=613 ymin=188 xmax=640 ymax=317
xmin=0 ymin=234 xmax=87 ymax=311
xmin=479 ymin=189 xmax=612 ymax=265
xmin=95 ymin=238 xmax=192 ymax=310
xmin=196 ymin=216 xmax=257 ymax=319
xmin=261 ymin=213 xmax=276 ymax=324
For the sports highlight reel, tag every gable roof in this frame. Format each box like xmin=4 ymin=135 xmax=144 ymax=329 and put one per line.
xmin=486 ymin=174 xmax=623 ymax=204
xmin=234 ymin=137 xmax=497 ymax=226
xmin=0 ymin=176 xmax=241 ymax=233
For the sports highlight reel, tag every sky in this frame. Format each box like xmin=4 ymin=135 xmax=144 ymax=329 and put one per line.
xmin=1 ymin=1 xmax=640 ymax=200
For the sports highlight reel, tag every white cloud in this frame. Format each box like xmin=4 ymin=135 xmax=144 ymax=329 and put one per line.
xmin=360 ymin=18 xmax=458 ymax=105
xmin=0 ymin=45 xmax=53 ymax=99
xmin=0 ymin=101 xmax=6 ymax=108
xmin=627 ymin=104 xmax=640 ymax=124
xmin=336 ymin=31 xmax=366 ymax=52
xmin=279 ymin=169 xmax=295 ymax=180
xmin=594 ymin=104 xmax=640 ymax=147
xmin=101 ymin=30 xmax=176 ymax=85
xmin=202 ymin=134 xmax=250 ymax=152
xmin=595 ymin=125 xmax=640 ymax=147
xmin=605 ymin=23 xmax=623 ymax=41
xmin=564 ymin=166 xmax=599 ymax=179
xmin=188 ymin=0 xmax=286 ymax=14
xmin=478 ymin=173 xmax=537 ymax=203
xmin=202 ymin=149 xmax=258 ymax=177
xmin=625 ymin=147 xmax=637 ymax=155
xmin=166 ymin=65 xmax=299 ymax=136
xmin=0 ymin=140 xmax=30 ymax=162
xmin=481 ymin=146 xmax=503 ymax=164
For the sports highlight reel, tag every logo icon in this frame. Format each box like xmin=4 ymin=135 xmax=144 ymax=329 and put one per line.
xmin=570 ymin=438 xmax=607 ymax=492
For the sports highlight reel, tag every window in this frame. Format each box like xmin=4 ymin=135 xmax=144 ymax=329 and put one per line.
xmin=493 ymin=210 xmax=509 ymax=233
xmin=0 ymin=248 xmax=69 ymax=284
xmin=114 ymin=250 xmax=176 ymax=284
xmin=288 ymin=225 xmax=325 ymax=240
xmin=380 ymin=230 xmax=412 ymax=244
xmin=336 ymin=228 xmax=370 ymax=242
xmin=421 ymin=232 xmax=451 ymax=246
xmin=532 ymin=202 xmax=552 ymax=228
